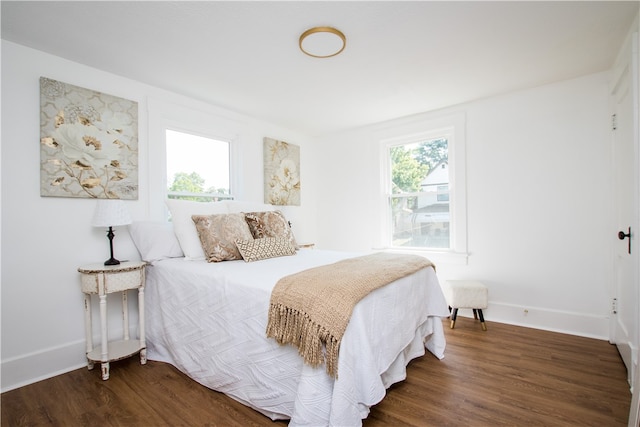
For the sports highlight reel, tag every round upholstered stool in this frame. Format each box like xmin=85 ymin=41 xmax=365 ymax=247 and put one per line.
xmin=443 ymin=280 xmax=488 ymax=331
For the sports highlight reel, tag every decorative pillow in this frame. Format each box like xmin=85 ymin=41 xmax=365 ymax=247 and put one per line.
xmin=244 ymin=210 xmax=297 ymax=248
xmin=166 ymin=199 xmax=229 ymax=260
xmin=235 ymin=237 xmax=297 ymax=262
xmin=128 ymin=221 xmax=184 ymax=264
xmin=192 ymin=213 xmax=253 ymax=262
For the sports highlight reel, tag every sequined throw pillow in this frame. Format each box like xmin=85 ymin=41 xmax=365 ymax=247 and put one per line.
xmin=192 ymin=213 xmax=253 ymax=262
xmin=244 ymin=211 xmax=297 ymax=248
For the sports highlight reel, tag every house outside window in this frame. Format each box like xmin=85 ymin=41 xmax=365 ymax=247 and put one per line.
xmin=379 ymin=113 xmax=467 ymax=263
xmin=165 ymin=129 xmax=233 ymax=202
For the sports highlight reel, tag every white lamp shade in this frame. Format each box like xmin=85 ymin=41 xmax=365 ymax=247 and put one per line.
xmin=91 ymin=199 xmax=132 ymax=227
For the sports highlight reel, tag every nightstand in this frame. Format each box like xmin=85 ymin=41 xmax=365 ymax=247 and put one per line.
xmin=78 ymin=261 xmax=147 ymax=380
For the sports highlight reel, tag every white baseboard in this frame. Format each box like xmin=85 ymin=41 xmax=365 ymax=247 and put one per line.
xmin=1 ymin=340 xmax=87 ymax=393
xmin=460 ymin=301 xmax=610 ymax=340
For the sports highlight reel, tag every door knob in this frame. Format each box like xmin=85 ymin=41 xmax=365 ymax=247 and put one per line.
xmin=618 ymin=227 xmax=631 ymax=254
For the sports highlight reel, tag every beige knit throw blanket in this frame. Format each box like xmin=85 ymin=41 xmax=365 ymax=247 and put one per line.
xmin=266 ymin=252 xmax=435 ymax=378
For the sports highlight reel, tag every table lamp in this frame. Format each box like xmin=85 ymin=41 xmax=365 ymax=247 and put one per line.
xmin=91 ymin=199 xmax=132 ymax=265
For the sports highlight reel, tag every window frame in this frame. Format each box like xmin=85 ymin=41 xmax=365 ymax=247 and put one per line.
xmin=378 ymin=112 xmax=468 ymax=264
xmin=148 ymin=99 xmax=240 ymax=221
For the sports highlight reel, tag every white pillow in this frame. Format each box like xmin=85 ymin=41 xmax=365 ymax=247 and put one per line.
xmin=165 ymin=199 xmax=229 ymax=260
xmin=128 ymin=221 xmax=184 ymax=264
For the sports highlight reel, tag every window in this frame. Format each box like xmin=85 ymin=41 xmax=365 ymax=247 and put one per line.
xmin=379 ymin=113 xmax=467 ymax=263
xmin=437 ymin=184 xmax=450 ymax=202
xmin=165 ymin=129 xmax=232 ymax=201
xmin=388 ymin=138 xmax=450 ymax=249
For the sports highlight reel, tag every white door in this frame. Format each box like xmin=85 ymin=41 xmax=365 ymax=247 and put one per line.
xmin=610 ymin=34 xmax=640 ymax=427
xmin=612 ymin=52 xmax=637 ymax=384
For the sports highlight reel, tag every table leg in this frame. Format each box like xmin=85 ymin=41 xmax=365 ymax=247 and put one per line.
xmin=99 ymin=293 xmax=108 ymax=380
xmin=138 ymin=286 xmax=146 ymax=365
xmin=122 ymin=291 xmax=129 ymax=340
xmin=101 ymin=362 xmax=110 ymax=380
xmin=84 ymin=294 xmax=94 ymax=370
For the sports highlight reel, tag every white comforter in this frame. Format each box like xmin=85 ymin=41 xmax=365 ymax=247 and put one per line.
xmin=145 ymin=249 xmax=449 ymax=426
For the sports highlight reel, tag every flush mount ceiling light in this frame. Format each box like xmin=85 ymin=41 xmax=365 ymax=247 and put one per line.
xmin=299 ymin=27 xmax=346 ymax=58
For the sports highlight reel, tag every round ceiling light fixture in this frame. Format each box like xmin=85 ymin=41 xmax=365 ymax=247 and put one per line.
xmin=299 ymin=27 xmax=346 ymax=58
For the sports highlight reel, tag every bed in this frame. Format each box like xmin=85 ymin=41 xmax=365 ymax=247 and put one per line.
xmin=130 ymin=200 xmax=449 ymax=426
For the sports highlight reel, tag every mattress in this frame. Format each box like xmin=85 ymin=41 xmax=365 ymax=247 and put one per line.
xmin=144 ymin=249 xmax=449 ymax=426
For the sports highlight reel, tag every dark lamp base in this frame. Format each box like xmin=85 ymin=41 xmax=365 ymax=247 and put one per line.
xmin=103 ymin=226 xmax=121 ymax=266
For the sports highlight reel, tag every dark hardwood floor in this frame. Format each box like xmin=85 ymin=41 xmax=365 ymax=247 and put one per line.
xmin=1 ymin=317 xmax=631 ymax=426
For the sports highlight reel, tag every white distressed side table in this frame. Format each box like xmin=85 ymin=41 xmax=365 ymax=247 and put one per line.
xmin=78 ymin=260 xmax=147 ymax=380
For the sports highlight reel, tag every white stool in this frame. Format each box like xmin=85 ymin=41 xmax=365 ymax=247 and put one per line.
xmin=443 ymin=280 xmax=488 ymax=331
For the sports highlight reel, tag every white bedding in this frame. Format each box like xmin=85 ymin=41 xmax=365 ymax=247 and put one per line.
xmin=145 ymin=249 xmax=449 ymax=426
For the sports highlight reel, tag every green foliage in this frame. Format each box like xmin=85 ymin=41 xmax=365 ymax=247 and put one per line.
xmin=390 ymin=146 xmax=428 ymax=193
xmin=168 ymin=172 xmax=229 ymax=202
xmin=390 ymin=138 xmax=449 ymax=195
xmin=415 ymin=138 xmax=448 ymax=171
xmin=169 ymin=172 xmax=205 ymax=194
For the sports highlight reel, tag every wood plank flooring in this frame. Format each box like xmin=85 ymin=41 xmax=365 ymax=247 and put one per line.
xmin=1 ymin=317 xmax=631 ymax=426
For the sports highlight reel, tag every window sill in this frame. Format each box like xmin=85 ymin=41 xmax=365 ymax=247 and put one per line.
xmin=373 ymin=247 xmax=468 ymax=265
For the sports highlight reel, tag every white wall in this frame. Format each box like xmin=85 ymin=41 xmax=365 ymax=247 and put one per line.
xmin=313 ymin=72 xmax=614 ymax=339
xmin=0 ymin=41 xmax=319 ymax=391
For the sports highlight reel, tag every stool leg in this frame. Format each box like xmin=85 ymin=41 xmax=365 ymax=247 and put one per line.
xmin=450 ymin=308 xmax=458 ymax=329
xmin=473 ymin=309 xmax=478 ymax=320
xmin=477 ymin=309 xmax=487 ymax=331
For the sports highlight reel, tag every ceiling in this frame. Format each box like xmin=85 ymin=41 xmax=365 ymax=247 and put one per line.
xmin=2 ymin=1 xmax=638 ymax=136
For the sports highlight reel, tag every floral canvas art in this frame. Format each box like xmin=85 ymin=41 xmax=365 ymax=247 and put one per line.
xmin=264 ymin=137 xmax=300 ymax=206
xmin=40 ymin=77 xmax=138 ymax=199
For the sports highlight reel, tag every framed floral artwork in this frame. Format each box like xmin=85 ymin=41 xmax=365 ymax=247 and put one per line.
xmin=39 ymin=77 xmax=139 ymax=199
xmin=264 ymin=137 xmax=300 ymax=206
